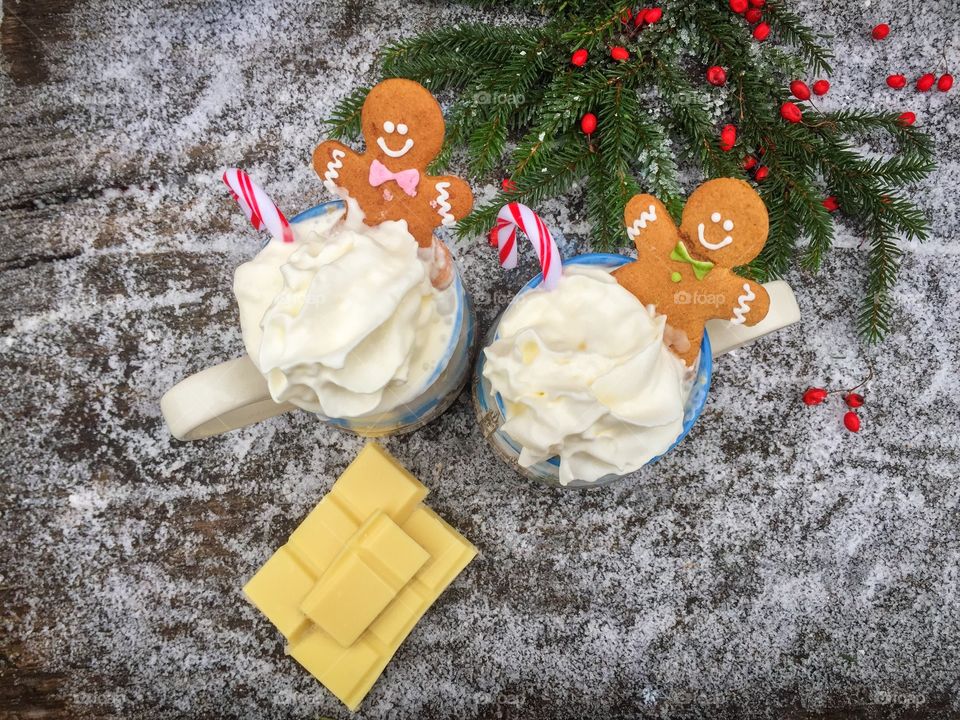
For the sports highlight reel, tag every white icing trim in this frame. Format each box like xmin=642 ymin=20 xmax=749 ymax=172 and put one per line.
xmin=626 ymin=204 xmax=657 ymax=241
xmin=730 ymin=282 xmax=756 ymax=325
xmin=698 ymin=222 xmax=734 ymax=250
xmin=323 ymin=149 xmax=346 ymax=191
xmin=434 ymin=181 xmax=455 ymax=226
xmin=376 ymin=136 xmax=414 ymax=158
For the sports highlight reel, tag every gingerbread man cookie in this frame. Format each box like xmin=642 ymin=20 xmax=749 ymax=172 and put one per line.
xmin=313 ymin=79 xmax=473 ymax=289
xmin=613 ymin=178 xmax=771 ymax=366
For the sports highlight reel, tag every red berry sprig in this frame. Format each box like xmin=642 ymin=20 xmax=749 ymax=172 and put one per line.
xmin=916 ymin=73 xmax=936 ymax=91
xmin=871 ymin=23 xmax=890 ymax=40
xmin=643 ymin=7 xmax=663 ymax=24
xmin=887 ymin=74 xmax=907 ymax=89
xmin=898 ymin=111 xmax=916 ymax=126
xmin=580 ymin=113 xmax=597 ymax=135
xmin=729 ymin=0 xmax=748 ymax=13
xmin=938 ymin=74 xmax=954 ymax=92
xmin=801 ymin=367 xmax=873 ymax=433
xmin=571 ymin=49 xmax=588 ymax=67
xmin=822 ymin=195 xmax=840 ymax=212
xmin=719 ymin=124 xmax=737 ymax=151
xmin=780 ymin=101 xmax=803 ymax=123
xmin=753 ymin=166 xmax=769 ymax=182
xmin=745 ymin=8 xmax=762 ymax=24
xmin=843 ymin=412 xmax=861 ymax=432
xmin=812 ymin=79 xmax=830 ymax=96
xmin=752 ymin=22 xmax=771 ymax=41
xmin=790 ymin=80 xmax=811 ymax=101
xmin=706 ymin=66 xmax=727 ymax=86
xmin=610 ymin=46 xmax=630 ymax=61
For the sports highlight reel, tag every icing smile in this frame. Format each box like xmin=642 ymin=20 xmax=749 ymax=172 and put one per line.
xmin=376 ymin=136 xmax=414 ymax=158
xmin=697 ymin=212 xmax=735 ymax=250
xmin=376 ymin=120 xmax=414 ymax=158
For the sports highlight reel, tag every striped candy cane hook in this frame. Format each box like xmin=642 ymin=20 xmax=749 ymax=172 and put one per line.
xmin=222 ymin=168 xmax=294 ymax=244
xmin=492 ymin=202 xmax=562 ymax=291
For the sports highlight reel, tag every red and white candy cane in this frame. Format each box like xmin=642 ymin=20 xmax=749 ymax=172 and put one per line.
xmin=222 ymin=168 xmax=294 ymax=244
xmin=492 ymin=202 xmax=562 ymax=290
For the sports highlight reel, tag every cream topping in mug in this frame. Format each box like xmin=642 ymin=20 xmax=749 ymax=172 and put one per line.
xmin=482 ymin=266 xmax=690 ymax=484
xmin=234 ymin=203 xmax=455 ymax=418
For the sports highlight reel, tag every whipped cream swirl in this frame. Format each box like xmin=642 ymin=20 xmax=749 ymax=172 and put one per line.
xmin=234 ymin=205 xmax=455 ymax=419
xmin=483 ymin=266 xmax=689 ymax=484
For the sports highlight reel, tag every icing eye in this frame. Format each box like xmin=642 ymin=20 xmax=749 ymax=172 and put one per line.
xmin=383 ymin=121 xmax=395 ymax=133
xmin=396 ymin=123 xmax=408 ymax=136
xmin=724 ymin=236 xmax=733 ymax=244
xmin=711 ymin=212 xmax=722 ymax=223
xmin=723 ymin=219 xmax=734 ymax=231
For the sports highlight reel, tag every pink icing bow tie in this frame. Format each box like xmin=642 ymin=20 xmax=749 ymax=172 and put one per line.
xmin=368 ymin=159 xmax=420 ymax=197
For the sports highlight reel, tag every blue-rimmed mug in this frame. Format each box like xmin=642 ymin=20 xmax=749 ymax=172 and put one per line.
xmin=473 ymin=253 xmax=799 ymax=488
xmin=162 ymin=200 xmax=476 ymax=441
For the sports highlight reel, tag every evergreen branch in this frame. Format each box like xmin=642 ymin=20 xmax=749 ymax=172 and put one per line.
xmin=322 ymin=87 xmax=369 ymax=142
xmin=322 ymin=0 xmax=937 ymax=344
xmin=458 ymin=136 xmax=593 ymax=239
xmin=763 ymin=0 xmax=834 ymax=75
xmin=858 ymin=235 xmax=903 ymax=342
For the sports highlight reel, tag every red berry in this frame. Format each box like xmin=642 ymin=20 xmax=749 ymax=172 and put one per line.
xmin=938 ymin=74 xmax=954 ymax=92
xmin=706 ymin=66 xmax=727 ymax=86
xmin=720 ymin=124 xmax=737 ymax=151
xmin=871 ymin=23 xmax=890 ymax=40
xmin=743 ymin=155 xmax=758 ymax=171
xmin=571 ymin=49 xmax=588 ymax=67
xmin=644 ymin=7 xmax=663 ymax=24
xmin=487 ymin=227 xmax=498 ymax=247
xmin=843 ymin=411 xmax=861 ymax=433
xmin=729 ymin=0 xmax=748 ymax=12
xmin=621 ymin=9 xmax=633 ymax=23
xmin=916 ymin=73 xmax=936 ymax=91
xmin=501 ymin=178 xmax=516 ymax=192
xmin=803 ymin=387 xmax=828 ymax=405
xmin=898 ymin=111 xmax=916 ymax=126
xmin=752 ymin=22 xmax=771 ymax=41
xmin=749 ymin=0 xmax=765 ymax=6
xmin=823 ymin=195 xmax=839 ymax=212
xmin=580 ymin=112 xmax=597 ymax=135
xmin=754 ymin=166 xmax=769 ymax=182
xmin=610 ymin=46 xmax=630 ymax=62
xmin=886 ymin=74 xmax=907 ymax=89
xmin=812 ymin=79 xmax=830 ymax=96
xmin=780 ymin=101 xmax=803 ymax=123
xmin=790 ymin=80 xmax=811 ymax=101
xmin=844 ymin=392 xmax=865 ymax=408
xmin=745 ymin=8 xmax=762 ymax=23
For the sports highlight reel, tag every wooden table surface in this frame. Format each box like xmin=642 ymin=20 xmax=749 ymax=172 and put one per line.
xmin=2 ymin=1 xmax=959 ymax=718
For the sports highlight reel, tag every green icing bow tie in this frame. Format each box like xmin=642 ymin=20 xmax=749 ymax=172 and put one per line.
xmin=670 ymin=241 xmax=715 ymax=280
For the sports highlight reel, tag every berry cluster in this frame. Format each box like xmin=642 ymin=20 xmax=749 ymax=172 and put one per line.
xmin=802 ymin=369 xmax=872 ymax=433
xmin=571 ymin=6 xmax=664 ymax=135
xmin=729 ymin=0 xmax=770 ymax=41
xmin=875 ymin=22 xmax=951 ymax=126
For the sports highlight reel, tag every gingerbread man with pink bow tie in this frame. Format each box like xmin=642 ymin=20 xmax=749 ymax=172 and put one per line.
xmin=313 ymin=79 xmax=474 ymax=289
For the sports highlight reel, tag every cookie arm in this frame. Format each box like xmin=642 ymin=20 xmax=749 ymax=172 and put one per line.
xmin=723 ymin=277 xmax=770 ymax=327
xmin=623 ymin=194 xmax=678 ymax=255
xmin=430 ymin=175 xmax=473 ymax=228
xmin=312 ymin=140 xmax=360 ymax=192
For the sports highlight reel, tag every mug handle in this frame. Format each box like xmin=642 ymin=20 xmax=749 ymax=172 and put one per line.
xmin=160 ymin=356 xmax=297 ymax=441
xmin=705 ymin=280 xmax=801 ymax=357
